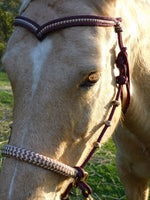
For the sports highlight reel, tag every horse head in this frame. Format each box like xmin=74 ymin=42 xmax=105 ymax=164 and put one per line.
xmin=1 ymin=0 xmax=126 ymax=199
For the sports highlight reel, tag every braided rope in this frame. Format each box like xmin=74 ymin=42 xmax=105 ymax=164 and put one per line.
xmin=14 ymin=15 xmax=121 ymax=40
xmin=1 ymin=145 xmax=77 ymax=178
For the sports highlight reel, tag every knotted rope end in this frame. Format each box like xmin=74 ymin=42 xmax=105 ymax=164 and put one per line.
xmin=61 ymin=167 xmax=93 ymax=200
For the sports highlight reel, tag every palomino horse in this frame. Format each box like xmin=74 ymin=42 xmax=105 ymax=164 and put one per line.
xmin=0 ymin=0 xmax=150 ymax=199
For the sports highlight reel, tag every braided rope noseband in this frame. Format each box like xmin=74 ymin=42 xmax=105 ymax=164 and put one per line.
xmin=1 ymin=145 xmax=77 ymax=178
xmin=1 ymin=15 xmax=130 ymax=200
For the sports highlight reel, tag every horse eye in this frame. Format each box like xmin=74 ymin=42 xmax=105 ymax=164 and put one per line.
xmin=88 ymin=72 xmax=100 ymax=83
xmin=80 ymin=72 xmax=100 ymax=87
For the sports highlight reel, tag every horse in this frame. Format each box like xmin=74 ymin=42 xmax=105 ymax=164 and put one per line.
xmin=0 ymin=0 xmax=150 ymax=199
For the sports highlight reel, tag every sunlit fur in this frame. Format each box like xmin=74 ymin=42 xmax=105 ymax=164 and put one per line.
xmin=0 ymin=0 xmax=150 ymax=200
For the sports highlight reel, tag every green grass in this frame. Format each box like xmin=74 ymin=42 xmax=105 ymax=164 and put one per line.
xmin=0 ymin=72 xmax=126 ymax=199
xmin=0 ymin=71 xmax=13 ymax=168
xmin=0 ymin=71 xmax=11 ymax=87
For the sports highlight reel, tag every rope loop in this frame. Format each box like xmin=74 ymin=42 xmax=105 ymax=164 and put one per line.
xmin=74 ymin=166 xmax=85 ymax=180
xmin=61 ymin=167 xmax=92 ymax=199
xmin=76 ymin=181 xmax=92 ymax=198
xmin=73 ymin=167 xmax=92 ymax=198
xmin=115 ymin=44 xmax=130 ymax=114
xmin=116 ymin=47 xmax=129 ymax=84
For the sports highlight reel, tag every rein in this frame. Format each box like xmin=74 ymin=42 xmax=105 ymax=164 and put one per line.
xmin=1 ymin=15 xmax=130 ymax=200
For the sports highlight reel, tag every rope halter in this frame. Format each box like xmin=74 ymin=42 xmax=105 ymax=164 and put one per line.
xmin=1 ymin=14 xmax=130 ymax=200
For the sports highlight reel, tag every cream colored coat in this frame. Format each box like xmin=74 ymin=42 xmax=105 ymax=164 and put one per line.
xmin=0 ymin=0 xmax=150 ymax=200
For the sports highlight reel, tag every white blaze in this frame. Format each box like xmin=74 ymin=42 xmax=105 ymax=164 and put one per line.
xmin=31 ymin=38 xmax=52 ymax=98
xmin=8 ymin=38 xmax=52 ymax=199
xmin=8 ymin=163 xmax=18 ymax=200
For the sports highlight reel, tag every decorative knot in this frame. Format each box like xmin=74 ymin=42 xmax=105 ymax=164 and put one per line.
xmin=112 ymin=100 xmax=120 ymax=107
xmin=94 ymin=142 xmax=101 ymax=148
xmin=116 ymin=75 xmax=128 ymax=85
xmin=104 ymin=120 xmax=112 ymax=127
xmin=115 ymin=23 xmax=123 ymax=33
xmin=116 ymin=51 xmax=127 ymax=69
xmin=73 ymin=167 xmax=92 ymax=198
xmin=61 ymin=167 xmax=92 ymax=199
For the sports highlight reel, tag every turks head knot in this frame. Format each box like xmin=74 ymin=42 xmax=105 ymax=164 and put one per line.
xmin=116 ymin=75 xmax=128 ymax=85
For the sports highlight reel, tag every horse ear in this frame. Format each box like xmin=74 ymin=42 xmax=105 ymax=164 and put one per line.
xmin=19 ymin=0 xmax=33 ymax=14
